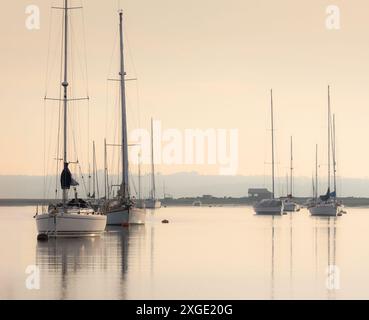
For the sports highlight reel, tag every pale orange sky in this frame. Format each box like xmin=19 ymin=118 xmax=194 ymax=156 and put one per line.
xmin=1 ymin=0 xmax=369 ymax=179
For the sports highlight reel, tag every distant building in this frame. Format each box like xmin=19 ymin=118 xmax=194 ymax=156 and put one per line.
xmin=202 ymin=195 xmax=213 ymax=199
xmin=248 ymin=188 xmax=272 ymax=200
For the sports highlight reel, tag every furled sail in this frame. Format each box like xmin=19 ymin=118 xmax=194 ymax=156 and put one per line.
xmin=61 ymin=163 xmax=79 ymax=190
xmin=319 ymin=188 xmax=330 ymax=201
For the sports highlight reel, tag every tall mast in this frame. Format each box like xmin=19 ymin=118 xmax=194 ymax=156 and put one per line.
xmin=327 ymin=86 xmax=331 ymax=192
xmin=119 ymin=11 xmax=129 ymax=199
xmin=92 ymin=141 xmax=96 ymax=198
xmin=138 ymin=153 xmax=142 ymax=201
xmin=315 ymin=144 xmax=318 ymax=200
xmin=290 ymin=136 xmax=293 ymax=197
xmin=270 ymin=89 xmax=275 ymax=199
xmin=104 ymin=139 xmax=107 ymax=199
xmin=94 ymin=141 xmax=100 ymax=199
xmin=150 ymin=118 xmax=156 ymax=200
xmin=88 ymin=163 xmax=91 ymax=197
xmin=62 ymin=0 xmax=69 ymax=208
xmin=312 ymin=174 xmax=315 ymax=199
xmin=285 ymin=173 xmax=289 ymax=196
xmin=332 ymin=114 xmax=337 ymax=198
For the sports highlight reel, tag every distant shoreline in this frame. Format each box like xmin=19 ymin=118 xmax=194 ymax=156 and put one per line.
xmin=1 ymin=197 xmax=369 ymax=208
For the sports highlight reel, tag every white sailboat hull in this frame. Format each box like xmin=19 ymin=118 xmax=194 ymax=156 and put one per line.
xmin=106 ymin=207 xmax=146 ymax=225
xmin=309 ymin=203 xmax=339 ymax=216
xmin=254 ymin=199 xmax=284 ymax=215
xmin=36 ymin=213 xmax=107 ymax=237
xmin=284 ymin=202 xmax=300 ymax=212
xmin=106 ymin=209 xmax=129 ymax=225
xmin=129 ymin=208 xmax=147 ymax=225
xmin=145 ymin=199 xmax=161 ymax=209
xmin=254 ymin=207 xmax=284 ymax=215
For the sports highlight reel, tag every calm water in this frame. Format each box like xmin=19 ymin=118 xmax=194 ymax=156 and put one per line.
xmin=1 ymin=205 xmax=369 ymax=300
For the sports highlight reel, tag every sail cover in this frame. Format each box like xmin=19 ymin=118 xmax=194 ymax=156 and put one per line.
xmin=319 ymin=188 xmax=330 ymax=201
xmin=61 ymin=163 xmax=79 ymax=190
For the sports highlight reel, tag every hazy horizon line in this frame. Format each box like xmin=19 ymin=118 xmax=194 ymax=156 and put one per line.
xmin=1 ymin=171 xmax=368 ymax=198
xmin=0 ymin=171 xmax=366 ymax=180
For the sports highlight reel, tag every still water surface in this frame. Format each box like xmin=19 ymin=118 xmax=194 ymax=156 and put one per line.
xmin=1 ymin=206 xmax=369 ymax=300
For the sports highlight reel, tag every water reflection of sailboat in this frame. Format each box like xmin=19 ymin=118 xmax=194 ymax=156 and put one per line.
xmin=289 ymin=213 xmax=293 ymax=295
xmin=271 ymin=216 xmax=275 ymax=299
xmin=327 ymin=217 xmax=338 ymax=299
xmin=104 ymin=227 xmax=130 ymax=276
xmin=36 ymin=237 xmax=105 ymax=299
xmin=35 ymin=226 xmax=148 ymax=299
xmin=313 ymin=217 xmax=338 ymax=299
xmin=314 ymin=219 xmax=318 ymax=286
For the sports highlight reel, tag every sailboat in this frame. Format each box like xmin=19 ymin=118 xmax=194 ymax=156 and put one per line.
xmin=254 ymin=90 xmax=284 ymax=215
xmin=136 ymin=152 xmax=146 ymax=209
xmin=87 ymin=141 xmax=103 ymax=211
xmin=105 ymin=11 xmax=146 ymax=225
xmin=332 ymin=115 xmax=345 ymax=215
xmin=145 ymin=118 xmax=162 ymax=209
xmin=35 ymin=0 xmax=107 ymax=239
xmin=309 ymin=86 xmax=344 ymax=216
xmin=283 ymin=137 xmax=300 ymax=212
xmin=305 ymin=144 xmax=319 ymax=208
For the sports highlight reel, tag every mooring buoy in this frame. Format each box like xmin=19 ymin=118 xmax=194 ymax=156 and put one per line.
xmin=37 ymin=234 xmax=49 ymax=241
